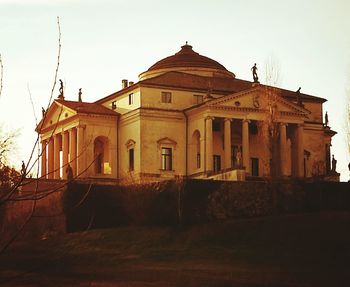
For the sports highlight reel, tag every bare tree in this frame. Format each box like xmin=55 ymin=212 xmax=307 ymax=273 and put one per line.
xmin=256 ymin=56 xmax=283 ymax=178
xmin=0 ymin=128 xmax=17 ymax=166
xmin=264 ymin=55 xmax=282 ymax=87
xmin=0 ymin=17 xmax=62 ymax=253
xmin=0 ymin=17 xmax=102 ymax=255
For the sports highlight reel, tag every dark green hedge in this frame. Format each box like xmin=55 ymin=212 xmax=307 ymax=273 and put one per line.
xmin=62 ymin=180 xmax=350 ymax=232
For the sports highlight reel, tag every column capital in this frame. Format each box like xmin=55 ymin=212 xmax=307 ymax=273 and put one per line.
xmin=297 ymin=123 xmax=305 ymax=128
xmin=224 ymin=118 xmax=232 ymax=123
xmin=242 ymin=118 xmax=251 ymax=124
xmin=77 ymin=124 xmax=86 ymax=129
xmin=279 ymin=122 xmax=288 ymax=127
xmin=205 ymin=116 xmax=215 ymax=121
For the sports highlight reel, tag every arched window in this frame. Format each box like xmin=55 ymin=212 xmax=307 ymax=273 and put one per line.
xmin=94 ymin=136 xmax=110 ymax=175
xmin=191 ymin=130 xmax=201 ymax=169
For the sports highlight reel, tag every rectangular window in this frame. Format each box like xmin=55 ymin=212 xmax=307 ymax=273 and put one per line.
xmin=128 ymin=93 xmax=134 ymax=105
xmin=196 ymin=153 xmax=201 ymax=169
xmin=111 ymin=101 xmax=117 ymax=110
xmin=129 ymin=148 xmax=134 ymax=171
xmin=213 ymin=120 xmax=221 ymax=132
xmin=161 ymin=91 xmax=172 ymax=103
xmin=213 ymin=155 xmax=221 ymax=172
xmin=161 ymin=147 xmax=172 ymax=170
xmin=251 ymin=158 xmax=259 ymax=176
xmin=193 ymin=94 xmax=204 ymax=104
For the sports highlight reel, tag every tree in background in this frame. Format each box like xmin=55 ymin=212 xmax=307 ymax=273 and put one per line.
xmin=0 ymin=128 xmax=21 ymax=195
xmin=257 ymin=55 xmax=283 ymax=178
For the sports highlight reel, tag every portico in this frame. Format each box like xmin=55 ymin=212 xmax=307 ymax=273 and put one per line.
xmin=37 ymin=100 xmax=118 ymax=180
xmin=198 ymin=115 xmax=305 ymax=178
xmin=41 ymin=125 xmax=83 ymax=180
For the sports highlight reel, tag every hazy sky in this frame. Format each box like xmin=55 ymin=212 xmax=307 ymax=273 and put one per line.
xmin=0 ymin=0 xmax=349 ymax=180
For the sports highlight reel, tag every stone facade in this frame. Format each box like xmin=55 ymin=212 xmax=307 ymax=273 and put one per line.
xmin=36 ymin=44 xmax=337 ymax=182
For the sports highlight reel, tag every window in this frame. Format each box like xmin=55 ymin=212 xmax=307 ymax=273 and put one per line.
xmin=128 ymin=93 xmax=134 ymax=105
xmin=193 ymin=95 xmax=203 ymax=104
xmin=161 ymin=147 xmax=172 ymax=170
xmin=213 ymin=155 xmax=221 ymax=172
xmin=111 ymin=101 xmax=117 ymax=110
xmin=161 ymin=91 xmax=172 ymax=103
xmin=97 ymin=153 xmax=103 ymax=174
xmin=213 ymin=120 xmax=221 ymax=131
xmin=196 ymin=153 xmax=201 ymax=169
xmin=251 ymin=158 xmax=259 ymax=176
xmin=129 ymin=148 xmax=134 ymax=171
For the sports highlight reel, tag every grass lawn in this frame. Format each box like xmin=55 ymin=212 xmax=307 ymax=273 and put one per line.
xmin=1 ymin=211 xmax=350 ymax=286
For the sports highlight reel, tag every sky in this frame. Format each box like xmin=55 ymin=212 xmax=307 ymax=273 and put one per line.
xmin=0 ymin=0 xmax=349 ymax=180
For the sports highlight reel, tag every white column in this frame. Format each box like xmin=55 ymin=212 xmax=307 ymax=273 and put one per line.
xmin=200 ymin=135 xmax=205 ymax=173
xmin=242 ymin=119 xmax=250 ymax=173
xmin=47 ymin=138 xmax=54 ymax=179
xmin=62 ymin=131 xmax=69 ymax=179
xmin=69 ymin=128 xmax=77 ymax=177
xmin=77 ymin=125 xmax=85 ymax=177
xmin=279 ymin=123 xmax=287 ymax=177
xmin=224 ymin=118 xmax=232 ymax=170
xmin=205 ymin=116 xmax=213 ymax=174
xmin=297 ymin=124 xmax=304 ymax=177
xmin=53 ymin=134 xmax=61 ymax=179
xmin=41 ymin=140 xmax=47 ymax=178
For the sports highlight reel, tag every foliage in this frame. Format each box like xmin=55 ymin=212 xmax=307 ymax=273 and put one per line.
xmin=0 ymin=127 xmax=20 ymax=194
xmin=0 ymin=165 xmax=21 ymax=194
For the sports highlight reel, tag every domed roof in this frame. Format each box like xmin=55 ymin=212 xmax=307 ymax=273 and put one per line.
xmin=147 ymin=43 xmax=229 ymax=72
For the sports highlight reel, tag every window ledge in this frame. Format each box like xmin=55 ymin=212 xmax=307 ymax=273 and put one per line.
xmin=159 ymin=169 xmax=175 ymax=173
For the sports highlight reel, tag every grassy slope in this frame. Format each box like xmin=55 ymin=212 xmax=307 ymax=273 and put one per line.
xmin=1 ymin=211 xmax=350 ymax=287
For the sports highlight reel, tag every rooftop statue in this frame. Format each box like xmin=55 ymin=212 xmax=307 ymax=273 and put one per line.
xmin=78 ymin=88 xmax=82 ymax=102
xmin=251 ymin=63 xmax=259 ymax=83
xmin=58 ymin=79 xmax=64 ymax=99
xmin=331 ymin=154 xmax=337 ymax=173
xmin=296 ymin=87 xmax=302 ymax=106
xmin=325 ymin=112 xmax=329 ymax=127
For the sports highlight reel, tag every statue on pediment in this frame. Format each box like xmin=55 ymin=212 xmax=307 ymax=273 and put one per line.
xmin=251 ymin=63 xmax=259 ymax=83
xmin=296 ymin=87 xmax=302 ymax=106
xmin=58 ymin=79 xmax=64 ymax=100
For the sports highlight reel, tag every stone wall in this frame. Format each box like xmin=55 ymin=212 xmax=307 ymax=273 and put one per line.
xmin=1 ymin=179 xmax=349 ymax=242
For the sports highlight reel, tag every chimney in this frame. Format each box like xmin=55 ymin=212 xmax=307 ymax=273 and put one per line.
xmin=122 ymin=79 xmax=128 ymax=89
xmin=129 ymin=81 xmax=134 ymax=86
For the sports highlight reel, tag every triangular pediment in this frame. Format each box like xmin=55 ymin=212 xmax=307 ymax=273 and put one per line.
xmin=208 ymin=87 xmax=310 ymax=116
xmin=36 ymin=100 xmax=77 ymax=132
xmin=157 ymin=137 xmax=177 ymax=149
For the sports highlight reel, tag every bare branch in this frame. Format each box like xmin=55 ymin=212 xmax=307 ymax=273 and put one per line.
xmin=264 ymin=54 xmax=282 ymax=87
xmin=27 ymin=84 xmax=38 ymax=125
xmin=47 ymin=16 xmax=62 ymax=111
xmin=0 ymin=17 xmax=63 ymax=253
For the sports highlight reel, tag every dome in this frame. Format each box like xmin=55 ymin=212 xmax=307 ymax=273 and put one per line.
xmin=139 ymin=43 xmax=235 ymax=80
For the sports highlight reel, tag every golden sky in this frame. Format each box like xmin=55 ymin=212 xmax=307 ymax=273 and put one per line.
xmin=0 ymin=0 xmax=349 ymax=179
